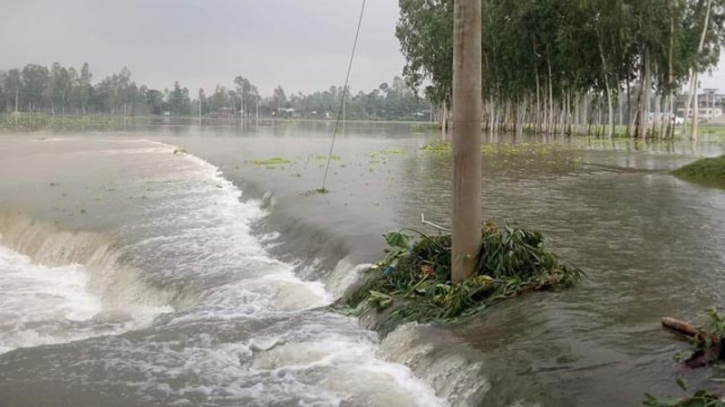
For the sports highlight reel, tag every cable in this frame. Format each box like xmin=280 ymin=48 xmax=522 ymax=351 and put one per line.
xmin=320 ymin=0 xmax=367 ymax=192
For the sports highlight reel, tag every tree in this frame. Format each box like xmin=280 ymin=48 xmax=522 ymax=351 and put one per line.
xmin=397 ymin=0 xmax=454 ymax=128
xmin=78 ymin=63 xmax=92 ymax=114
xmin=168 ymin=81 xmax=191 ymax=115
xmin=145 ymin=89 xmax=165 ymax=115
xmin=0 ymin=62 xmax=429 ymax=119
xmin=273 ymin=85 xmax=287 ymax=113
xmin=395 ymin=0 xmax=725 ymax=138
xmin=198 ymin=88 xmax=207 ymax=117
xmin=208 ymin=85 xmax=230 ymax=113
xmin=4 ymin=69 xmax=22 ymax=112
xmin=234 ymin=76 xmax=260 ymax=118
xmin=21 ymin=64 xmax=49 ymax=112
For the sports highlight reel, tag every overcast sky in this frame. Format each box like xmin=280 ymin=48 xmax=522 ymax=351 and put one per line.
xmin=2 ymin=0 xmax=725 ymax=96
xmin=0 ymin=0 xmax=404 ymax=95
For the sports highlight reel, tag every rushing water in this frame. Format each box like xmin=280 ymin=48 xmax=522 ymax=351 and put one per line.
xmin=0 ymin=121 xmax=724 ymax=407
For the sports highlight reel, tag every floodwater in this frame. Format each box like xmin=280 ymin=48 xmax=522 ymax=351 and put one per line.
xmin=0 ymin=120 xmax=723 ymax=407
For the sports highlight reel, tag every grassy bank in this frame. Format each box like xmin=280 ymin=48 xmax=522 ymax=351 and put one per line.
xmin=673 ymin=155 xmax=725 ymax=189
xmin=342 ymin=222 xmax=582 ymax=334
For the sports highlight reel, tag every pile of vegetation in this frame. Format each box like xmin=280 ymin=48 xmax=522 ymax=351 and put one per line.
xmin=345 ymin=221 xmax=582 ymax=333
xmin=673 ymin=156 xmax=725 ymax=189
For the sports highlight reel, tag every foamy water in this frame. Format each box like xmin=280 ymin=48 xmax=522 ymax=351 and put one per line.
xmin=0 ymin=244 xmax=170 ymax=354
xmin=0 ymin=138 xmax=447 ymax=407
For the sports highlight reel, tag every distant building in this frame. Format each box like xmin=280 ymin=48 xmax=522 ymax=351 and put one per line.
xmin=678 ymin=88 xmax=725 ymax=120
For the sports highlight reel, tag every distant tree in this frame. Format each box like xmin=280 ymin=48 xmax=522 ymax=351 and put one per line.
xmin=273 ymin=85 xmax=287 ymax=113
xmin=198 ymin=88 xmax=207 ymax=116
xmin=209 ymin=85 xmax=230 ymax=113
xmin=168 ymin=81 xmax=191 ymax=115
xmin=21 ymin=64 xmax=49 ymax=112
xmin=234 ymin=76 xmax=260 ymax=118
xmin=144 ymin=88 xmax=165 ymax=115
xmin=78 ymin=63 xmax=92 ymax=114
xmin=0 ymin=62 xmax=428 ymax=119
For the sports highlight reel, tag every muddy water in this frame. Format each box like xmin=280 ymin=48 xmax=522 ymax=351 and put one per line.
xmin=1 ymin=121 xmax=724 ymax=406
xmin=0 ymin=134 xmax=443 ymax=407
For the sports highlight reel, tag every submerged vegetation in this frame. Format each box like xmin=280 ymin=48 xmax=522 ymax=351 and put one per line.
xmin=644 ymin=389 xmax=725 ymax=407
xmin=246 ymin=157 xmax=292 ymax=167
xmin=673 ymin=155 xmax=725 ymax=189
xmin=421 ymin=140 xmax=584 ymax=165
xmin=0 ymin=113 xmax=133 ymax=132
xmin=345 ymin=221 xmax=582 ymax=333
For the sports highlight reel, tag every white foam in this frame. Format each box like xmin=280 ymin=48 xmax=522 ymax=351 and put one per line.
xmin=0 ymin=244 xmax=170 ymax=354
xmin=0 ymin=140 xmax=449 ymax=406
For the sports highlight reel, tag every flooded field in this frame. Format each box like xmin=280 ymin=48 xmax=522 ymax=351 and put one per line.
xmin=1 ymin=121 xmax=724 ymax=406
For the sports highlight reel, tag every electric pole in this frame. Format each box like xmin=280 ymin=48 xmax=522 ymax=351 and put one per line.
xmin=451 ymin=0 xmax=482 ymax=283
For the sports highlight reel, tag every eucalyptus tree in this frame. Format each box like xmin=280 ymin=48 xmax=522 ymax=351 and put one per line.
xmin=273 ymin=85 xmax=288 ymax=113
xmin=397 ymin=0 xmax=454 ymax=127
xmin=395 ymin=0 xmax=725 ymax=138
xmin=21 ymin=65 xmax=49 ymax=112
xmin=3 ymin=69 xmax=21 ymax=112
xmin=78 ymin=63 xmax=93 ymax=114
xmin=234 ymin=76 xmax=257 ymax=118
xmin=168 ymin=82 xmax=191 ymax=116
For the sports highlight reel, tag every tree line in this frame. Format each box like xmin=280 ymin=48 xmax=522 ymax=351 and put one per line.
xmin=397 ymin=0 xmax=725 ymax=139
xmin=0 ymin=63 xmax=429 ymax=121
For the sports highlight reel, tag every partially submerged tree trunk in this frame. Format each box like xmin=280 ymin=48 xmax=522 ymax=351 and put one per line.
xmin=662 ymin=317 xmax=723 ymax=367
xmin=643 ymin=51 xmax=652 ymax=138
xmin=626 ymin=79 xmax=632 ymax=137
xmin=548 ymin=58 xmax=554 ymax=136
xmin=598 ymin=33 xmax=614 ymax=138
xmin=665 ymin=0 xmax=676 ymax=140
xmin=654 ymin=93 xmax=661 ymax=138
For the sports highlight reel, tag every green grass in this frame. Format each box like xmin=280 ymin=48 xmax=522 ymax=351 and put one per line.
xmin=673 ymin=155 xmax=725 ymax=189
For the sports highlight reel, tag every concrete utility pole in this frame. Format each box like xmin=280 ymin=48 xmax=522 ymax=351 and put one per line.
xmin=451 ymin=0 xmax=482 ymax=283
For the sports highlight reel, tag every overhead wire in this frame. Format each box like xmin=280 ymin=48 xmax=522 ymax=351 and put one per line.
xmin=320 ymin=0 xmax=367 ymax=192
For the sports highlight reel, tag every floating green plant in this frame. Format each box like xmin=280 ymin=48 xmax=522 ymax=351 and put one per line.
xmin=247 ymin=157 xmax=292 ymax=166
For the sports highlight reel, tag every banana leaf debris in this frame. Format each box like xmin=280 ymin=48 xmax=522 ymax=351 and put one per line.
xmin=344 ymin=221 xmax=583 ymax=332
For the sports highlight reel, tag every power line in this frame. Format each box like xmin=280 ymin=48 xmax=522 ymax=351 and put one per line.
xmin=320 ymin=0 xmax=367 ymax=192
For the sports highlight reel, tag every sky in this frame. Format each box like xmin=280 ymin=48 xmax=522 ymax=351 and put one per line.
xmin=0 ymin=0 xmax=405 ymax=96
xmin=2 ymin=0 xmax=725 ymax=96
